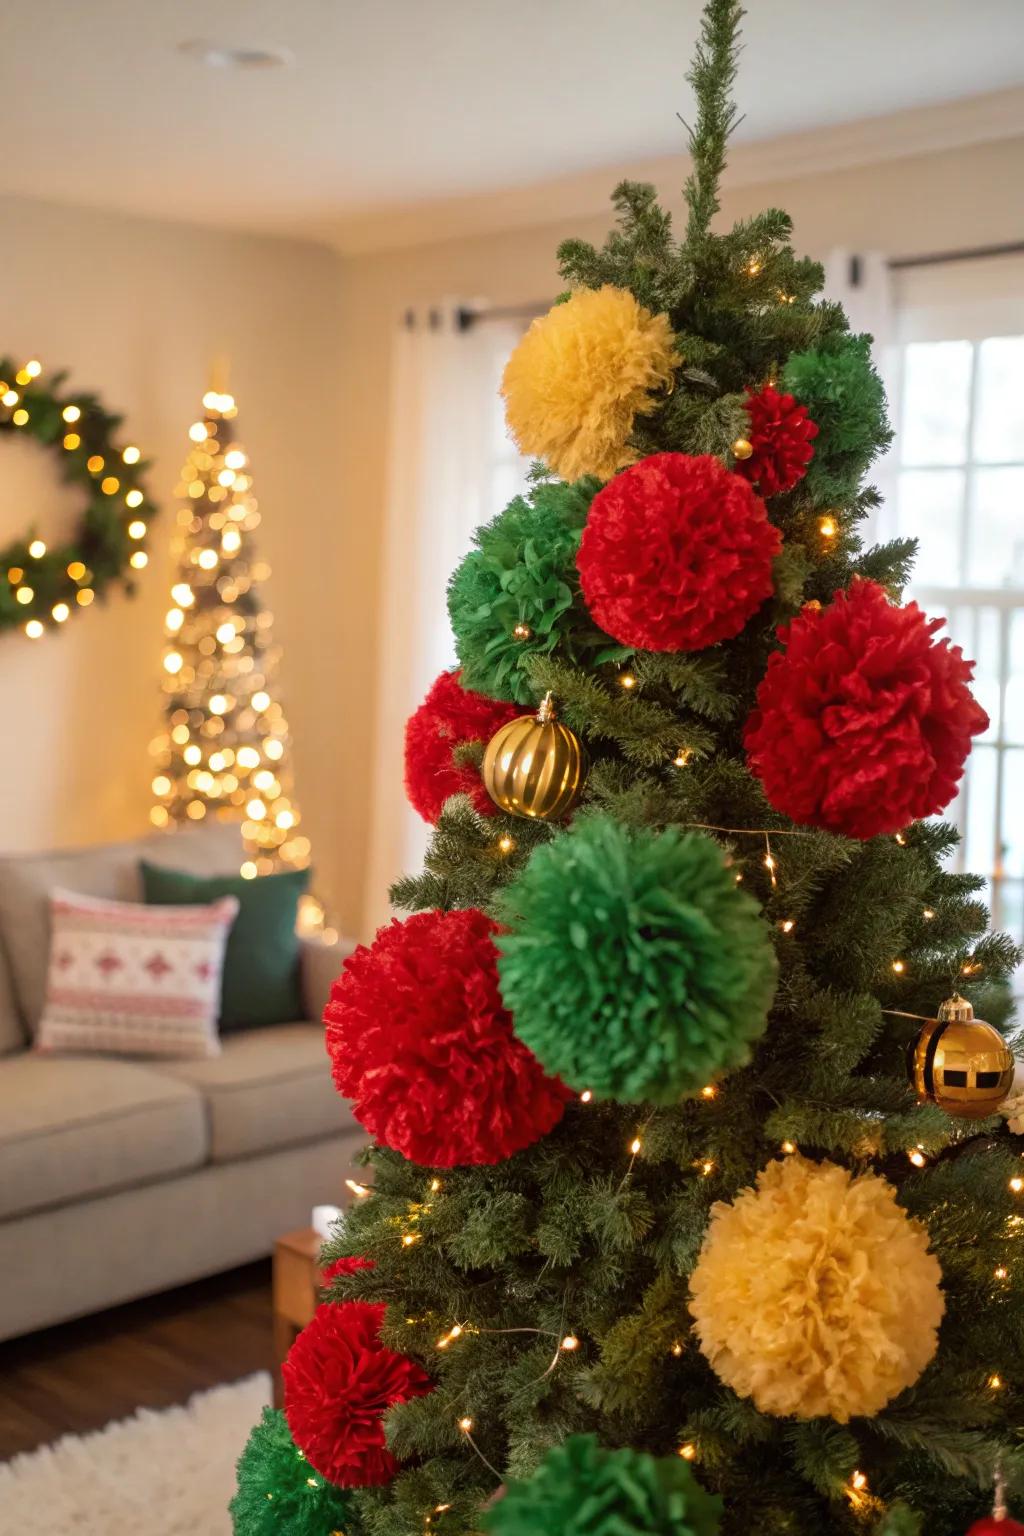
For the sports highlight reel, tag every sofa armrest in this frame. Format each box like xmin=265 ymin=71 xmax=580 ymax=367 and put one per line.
xmin=299 ymin=934 xmax=356 ymax=1022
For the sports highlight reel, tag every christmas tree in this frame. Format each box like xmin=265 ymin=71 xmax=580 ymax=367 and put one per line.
xmin=150 ymin=388 xmax=309 ymax=880
xmin=232 ymin=6 xmax=1023 ymax=1534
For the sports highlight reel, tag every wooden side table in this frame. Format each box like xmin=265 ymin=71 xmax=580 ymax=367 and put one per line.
xmin=272 ymin=1226 xmax=323 ymax=1405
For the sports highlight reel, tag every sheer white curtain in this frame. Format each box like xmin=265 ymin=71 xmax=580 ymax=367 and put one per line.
xmin=362 ymin=304 xmax=527 ymax=934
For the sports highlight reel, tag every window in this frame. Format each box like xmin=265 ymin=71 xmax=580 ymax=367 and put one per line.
xmin=885 ymin=255 xmax=1024 ymax=981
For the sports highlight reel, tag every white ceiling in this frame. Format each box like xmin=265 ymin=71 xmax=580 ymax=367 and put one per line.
xmin=3 ymin=0 xmax=1023 ymax=251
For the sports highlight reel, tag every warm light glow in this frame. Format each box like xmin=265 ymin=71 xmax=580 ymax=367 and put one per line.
xmin=908 ymin=1149 xmax=927 ymax=1169
xmin=430 ymin=1178 xmax=442 ymax=1193
xmin=678 ymin=1444 xmax=696 ymax=1461
xmin=101 ymin=476 xmax=120 ymax=495
xmin=164 ymin=651 xmax=183 ymax=675
xmin=560 ymin=1335 xmax=579 ymax=1351
xmin=221 ymin=528 xmax=242 ymax=553
xmin=580 ymin=1089 xmax=593 ymax=1103
xmin=781 ymin=1140 xmax=797 ymax=1155
xmin=24 ymin=619 xmax=44 ymax=639
xmin=264 ymin=738 xmax=284 ymax=760
xmin=850 ymin=1472 xmax=867 ymax=1491
xmin=28 ymin=539 xmax=46 ymax=558
xmin=130 ymin=551 xmax=148 ymax=569
xmin=251 ymin=690 xmax=270 ymax=711
xmin=240 ymin=861 xmax=258 ymax=880
xmin=276 ymin=810 xmax=295 ymax=830
xmin=236 ymin=746 xmax=260 ymax=769
xmin=197 ymin=548 xmax=218 ymax=569
xmin=247 ymin=798 xmax=267 ymax=819
xmin=76 ymin=587 xmax=95 ymax=607
xmin=225 ymin=449 xmax=247 ymax=469
xmin=12 ymin=409 xmax=29 ymax=426
xmin=183 ymin=743 xmax=202 ymax=764
xmin=1010 ymin=1178 xmax=1023 ymax=1194
xmin=189 ymin=421 xmax=207 ymax=443
xmin=673 ymin=749 xmax=692 ymax=768
xmin=458 ymin=1417 xmax=473 ymax=1433
xmin=779 ymin=918 xmax=795 ymax=933
xmin=63 ymin=433 xmax=81 ymax=450
xmin=150 ymin=806 xmax=169 ymax=827
xmin=151 ymin=775 xmax=171 ymax=796
xmin=62 ymin=404 xmax=81 ymax=423
xmin=891 ymin=959 xmax=905 ymax=974
xmin=15 ymin=586 xmax=33 ymax=604
xmin=618 ymin=671 xmax=637 ymax=690
xmin=67 ymin=561 xmax=86 ymax=581
xmin=700 ymin=1159 xmax=715 ymax=1177
xmin=87 ymin=454 xmax=104 ymax=473
xmin=989 ymin=1374 xmax=1003 ymax=1390
xmin=345 ymin=1179 xmax=371 ymax=1199
xmin=218 ymin=468 xmax=236 ymax=487
xmin=701 ymin=1085 xmax=717 ymax=1100
xmin=52 ymin=602 xmax=70 ymax=623
xmin=128 ymin=520 xmax=147 ymax=539
xmin=2 ymin=389 xmax=19 ymax=406
xmin=216 ymin=622 xmax=236 ymax=643
xmin=402 ymin=1233 xmax=420 ymax=1247
xmin=819 ymin=516 xmax=837 ymax=538
xmin=171 ymin=582 xmax=194 ymax=606
xmin=923 ymin=907 xmax=936 ymax=920
xmin=670 ymin=1342 xmax=684 ymax=1357
xmin=628 ymin=1137 xmax=642 ymax=1155
xmin=186 ymin=800 xmax=207 ymax=820
xmin=209 ymin=694 xmax=229 ymax=715
xmin=125 ymin=488 xmax=144 ymax=508
xmin=24 ymin=360 xmax=41 ymax=378
xmin=497 ymin=834 xmax=515 ymax=854
xmin=995 ymin=1266 xmax=1008 ymax=1280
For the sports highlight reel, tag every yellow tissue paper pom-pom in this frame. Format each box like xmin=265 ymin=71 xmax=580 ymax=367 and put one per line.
xmin=501 ymin=285 xmax=680 ymax=483
xmin=689 ymin=1154 xmax=944 ymax=1423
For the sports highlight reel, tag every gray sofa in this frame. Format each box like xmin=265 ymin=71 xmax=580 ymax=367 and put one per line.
xmin=0 ymin=821 xmax=365 ymax=1342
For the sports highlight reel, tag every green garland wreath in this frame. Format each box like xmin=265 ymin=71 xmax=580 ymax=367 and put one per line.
xmin=0 ymin=357 xmax=156 ymax=637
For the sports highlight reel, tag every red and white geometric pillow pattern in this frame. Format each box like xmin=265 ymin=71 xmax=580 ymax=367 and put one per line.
xmin=36 ymin=889 xmax=239 ymax=1059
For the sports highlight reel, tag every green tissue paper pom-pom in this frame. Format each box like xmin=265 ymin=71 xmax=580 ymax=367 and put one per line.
xmin=782 ymin=332 xmax=892 ymax=502
xmin=447 ymin=477 xmax=601 ymax=705
xmin=482 ymin=1434 xmax=722 ymax=1536
xmin=496 ymin=815 xmax=777 ymax=1105
xmin=230 ymin=1407 xmax=361 ymax=1536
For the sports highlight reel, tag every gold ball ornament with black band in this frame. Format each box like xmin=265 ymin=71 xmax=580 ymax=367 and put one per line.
xmin=911 ymin=993 xmax=1015 ymax=1119
xmin=482 ymin=691 xmax=586 ymax=821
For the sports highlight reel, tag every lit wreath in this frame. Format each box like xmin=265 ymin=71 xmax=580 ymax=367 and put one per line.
xmin=0 ymin=357 xmax=155 ymax=638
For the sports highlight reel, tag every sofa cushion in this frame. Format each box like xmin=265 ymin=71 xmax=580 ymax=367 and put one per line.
xmin=0 ymin=940 xmax=25 ymax=1056
xmin=140 ymin=862 xmax=309 ymax=1031
xmin=0 ymin=822 xmax=244 ymax=1036
xmin=157 ymin=1022 xmax=349 ymax=1163
xmin=0 ymin=1053 xmax=207 ymax=1220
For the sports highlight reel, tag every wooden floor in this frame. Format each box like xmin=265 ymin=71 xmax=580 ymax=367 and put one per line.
xmin=0 ymin=1261 xmax=274 ymax=1460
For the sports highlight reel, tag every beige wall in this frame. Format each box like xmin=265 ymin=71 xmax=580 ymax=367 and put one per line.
xmin=0 ymin=196 xmax=368 ymax=937
xmin=345 ymin=133 xmax=1024 ymax=936
xmin=2 ymin=132 xmax=1022 ymax=942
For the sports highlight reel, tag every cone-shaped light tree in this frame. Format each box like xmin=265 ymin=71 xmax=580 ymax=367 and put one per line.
xmin=150 ymin=389 xmax=309 ymax=878
xmin=232 ymin=7 xmax=1023 ymax=1535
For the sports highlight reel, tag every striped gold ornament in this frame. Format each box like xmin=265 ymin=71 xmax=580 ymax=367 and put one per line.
xmin=481 ymin=691 xmax=586 ymax=821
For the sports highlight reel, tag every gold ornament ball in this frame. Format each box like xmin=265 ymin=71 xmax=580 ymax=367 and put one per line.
xmin=732 ymin=436 xmax=754 ymax=461
xmin=911 ymin=993 xmax=1015 ymax=1119
xmin=481 ymin=691 xmax=586 ymax=822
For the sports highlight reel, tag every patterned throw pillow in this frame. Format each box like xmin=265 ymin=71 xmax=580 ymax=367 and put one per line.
xmin=36 ymin=889 xmax=239 ymax=1058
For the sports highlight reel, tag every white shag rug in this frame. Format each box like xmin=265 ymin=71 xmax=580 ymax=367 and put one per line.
xmin=0 ymin=1371 xmax=271 ymax=1536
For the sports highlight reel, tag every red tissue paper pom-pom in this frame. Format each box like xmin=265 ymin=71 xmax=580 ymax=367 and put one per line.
xmin=735 ymin=385 xmax=818 ymax=497
xmin=576 ymin=452 xmax=781 ymax=652
xmin=325 ymin=907 xmax=571 ymax=1167
xmin=321 ymin=1255 xmax=374 ymax=1284
xmin=284 ymin=1300 xmax=432 ymax=1487
xmin=744 ymin=579 xmax=989 ymax=840
xmin=405 ymin=669 xmax=520 ymax=823
xmin=965 ymin=1520 xmax=1024 ymax=1535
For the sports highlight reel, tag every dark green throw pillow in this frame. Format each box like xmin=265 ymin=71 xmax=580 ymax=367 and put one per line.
xmin=140 ymin=862 xmax=309 ymax=1030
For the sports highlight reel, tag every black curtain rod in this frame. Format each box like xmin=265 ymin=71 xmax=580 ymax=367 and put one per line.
xmin=454 ymin=240 xmax=1024 ymax=326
